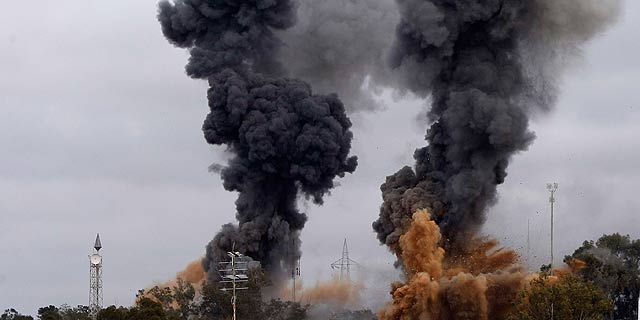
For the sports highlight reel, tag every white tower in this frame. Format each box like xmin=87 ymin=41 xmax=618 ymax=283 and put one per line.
xmin=89 ymin=234 xmax=103 ymax=320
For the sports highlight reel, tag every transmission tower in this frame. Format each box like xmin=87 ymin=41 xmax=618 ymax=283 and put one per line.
xmin=547 ymin=182 xmax=558 ymax=268
xmin=330 ymin=239 xmax=359 ymax=281
xmin=218 ymin=247 xmax=249 ymax=320
xmin=89 ymin=234 xmax=103 ymax=320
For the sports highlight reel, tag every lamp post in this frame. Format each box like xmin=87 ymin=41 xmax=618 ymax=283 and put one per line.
xmin=546 ymin=182 xmax=558 ymax=268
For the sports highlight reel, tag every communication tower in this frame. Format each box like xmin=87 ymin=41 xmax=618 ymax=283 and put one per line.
xmin=89 ymin=234 xmax=103 ymax=320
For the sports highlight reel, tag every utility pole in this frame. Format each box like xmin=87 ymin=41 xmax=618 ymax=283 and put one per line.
xmin=218 ymin=246 xmax=248 ymax=320
xmin=546 ymin=182 xmax=558 ymax=269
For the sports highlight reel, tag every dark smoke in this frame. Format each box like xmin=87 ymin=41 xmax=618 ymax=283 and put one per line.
xmin=277 ymin=0 xmax=399 ymax=112
xmin=373 ymin=0 xmax=621 ymax=257
xmin=157 ymin=0 xmax=296 ymax=78
xmin=158 ymin=0 xmax=357 ymax=285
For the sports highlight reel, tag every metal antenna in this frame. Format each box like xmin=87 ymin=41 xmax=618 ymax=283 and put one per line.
xmin=330 ymin=239 xmax=359 ymax=281
xmin=292 ymin=259 xmax=300 ymax=302
xmin=546 ymin=182 xmax=558 ymax=268
xmin=526 ymin=219 xmax=530 ymax=268
xmin=289 ymin=239 xmax=301 ymax=302
xmin=218 ymin=243 xmax=249 ymax=320
xmin=89 ymin=234 xmax=103 ymax=320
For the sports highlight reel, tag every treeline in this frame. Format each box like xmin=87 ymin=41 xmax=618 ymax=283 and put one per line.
xmin=510 ymin=233 xmax=640 ymax=320
xmin=3 ymin=233 xmax=638 ymax=320
xmin=2 ymin=268 xmax=375 ymax=320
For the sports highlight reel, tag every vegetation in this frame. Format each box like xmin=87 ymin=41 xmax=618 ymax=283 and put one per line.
xmin=509 ymin=273 xmax=613 ymax=320
xmin=12 ymin=236 xmax=639 ymax=320
xmin=1 ymin=309 xmax=34 ymax=320
xmin=565 ymin=233 xmax=640 ymax=320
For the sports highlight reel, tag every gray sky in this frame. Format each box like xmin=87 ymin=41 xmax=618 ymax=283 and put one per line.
xmin=1 ymin=0 xmax=639 ymax=316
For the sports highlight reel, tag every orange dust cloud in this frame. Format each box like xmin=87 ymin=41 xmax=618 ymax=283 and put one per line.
xmin=141 ymin=258 xmax=206 ymax=302
xmin=300 ymin=277 xmax=363 ymax=309
xmin=379 ymin=210 xmax=536 ymax=320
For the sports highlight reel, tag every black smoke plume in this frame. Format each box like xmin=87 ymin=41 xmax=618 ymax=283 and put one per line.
xmin=277 ymin=0 xmax=399 ymax=112
xmin=373 ymin=0 xmax=621 ymax=257
xmin=158 ymin=0 xmax=357 ymax=285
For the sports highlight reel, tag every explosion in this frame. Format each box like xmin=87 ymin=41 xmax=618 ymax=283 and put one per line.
xmin=155 ymin=0 xmax=623 ymax=317
xmin=298 ymin=278 xmax=363 ymax=309
xmin=375 ymin=0 xmax=621 ymax=318
xmin=158 ymin=0 xmax=357 ymax=288
xmin=379 ymin=210 xmax=535 ymax=319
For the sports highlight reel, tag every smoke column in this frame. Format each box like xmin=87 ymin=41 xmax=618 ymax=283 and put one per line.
xmin=158 ymin=0 xmax=358 ymax=286
xmin=373 ymin=0 xmax=622 ymax=258
xmin=277 ymin=0 xmax=399 ymax=112
xmin=374 ymin=0 xmax=622 ymax=318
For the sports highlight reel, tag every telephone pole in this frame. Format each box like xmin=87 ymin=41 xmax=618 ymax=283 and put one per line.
xmin=218 ymin=247 xmax=249 ymax=320
xmin=546 ymin=182 xmax=558 ymax=268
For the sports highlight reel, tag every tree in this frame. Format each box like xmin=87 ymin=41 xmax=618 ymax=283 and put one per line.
xmin=96 ymin=306 xmax=128 ymax=320
xmin=58 ymin=305 xmax=90 ymax=320
xmin=146 ymin=286 xmax=174 ymax=312
xmin=566 ymin=233 xmax=640 ymax=320
xmin=37 ymin=306 xmax=61 ymax=320
xmin=261 ymin=300 xmax=307 ymax=320
xmin=128 ymin=298 xmax=167 ymax=320
xmin=171 ymin=279 xmax=196 ymax=320
xmin=334 ymin=309 xmax=377 ymax=320
xmin=509 ymin=273 xmax=612 ymax=320
xmin=1 ymin=309 xmax=34 ymax=320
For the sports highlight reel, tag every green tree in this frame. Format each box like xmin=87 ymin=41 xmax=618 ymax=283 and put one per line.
xmin=58 ymin=305 xmax=90 ymax=320
xmin=509 ymin=273 xmax=612 ymax=320
xmin=172 ymin=279 xmax=196 ymax=320
xmin=261 ymin=300 xmax=307 ymax=320
xmin=1 ymin=309 xmax=34 ymax=320
xmin=566 ymin=233 xmax=640 ymax=319
xmin=146 ymin=286 xmax=174 ymax=311
xmin=128 ymin=298 xmax=166 ymax=320
xmin=198 ymin=281 xmax=232 ymax=319
xmin=96 ymin=306 xmax=128 ymax=320
xmin=37 ymin=306 xmax=61 ymax=320
xmin=334 ymin=309 xmax=377 ymax=320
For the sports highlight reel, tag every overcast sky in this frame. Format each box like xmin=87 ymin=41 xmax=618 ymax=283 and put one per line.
xmin=1 ymin=0 xmax=639 ymax=316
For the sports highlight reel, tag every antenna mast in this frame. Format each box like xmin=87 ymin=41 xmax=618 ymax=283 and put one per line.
xmin=526 ymin=219 xmax=530 ymax=267
xmin=546 ymin=182 xmax=558 ymax=268
xmin=218 ymin=244 xmax=249 ymax=320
